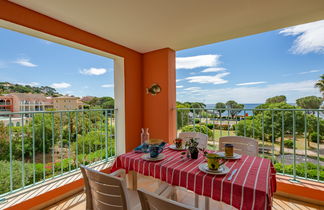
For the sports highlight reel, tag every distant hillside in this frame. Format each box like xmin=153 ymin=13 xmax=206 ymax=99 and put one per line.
xmin=0 ymin=82 xmax=61 ymax=96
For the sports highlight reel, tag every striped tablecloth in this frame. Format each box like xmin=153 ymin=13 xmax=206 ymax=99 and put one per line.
xmin=112 ymin=147 xmax=276 ymax=210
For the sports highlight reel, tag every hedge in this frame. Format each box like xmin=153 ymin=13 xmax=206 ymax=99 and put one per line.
xmin=181 ymin=125 xmax=213 ymax=137
xmin=274 ymin=162 xmax=324 ymax=181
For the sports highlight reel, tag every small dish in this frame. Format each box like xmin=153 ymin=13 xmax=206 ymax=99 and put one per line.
xmin=141 ymin=153 xmax=165 ymax=161
xmin=169 ymin=144 xmax=186 ymax=151
xmin=216 ymin=152 xmax=241 ymax=160
xmin=198 ymin=163 xmax=230 ymax=175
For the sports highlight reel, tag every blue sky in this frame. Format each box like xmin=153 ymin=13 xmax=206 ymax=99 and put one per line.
xmin=0 ymin=20 xmax=323 ymax=103
xmin=0 ymin=28 xmax=115 ymax=97
xmin=176 ymin=20 xmax=324 ymax=104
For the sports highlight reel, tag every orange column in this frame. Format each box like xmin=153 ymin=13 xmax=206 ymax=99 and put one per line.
xmin=143 ymin=48 xmax=176 ymax=143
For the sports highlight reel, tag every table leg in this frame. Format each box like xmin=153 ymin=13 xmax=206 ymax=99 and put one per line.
xmin=205 ymin=197 xmax=209 ymax=210
xmin=127 ymin=170 xmax=137 ymax=190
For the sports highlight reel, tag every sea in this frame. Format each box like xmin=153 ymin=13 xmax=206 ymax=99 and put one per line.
xmin=205 ymin=104 xmax=261 ymax=116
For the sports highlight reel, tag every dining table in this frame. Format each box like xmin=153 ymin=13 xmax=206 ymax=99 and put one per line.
xmin=111 ymin=146 xmax=277 ymax=210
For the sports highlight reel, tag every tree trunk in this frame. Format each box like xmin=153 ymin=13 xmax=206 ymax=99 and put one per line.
xmin=279 ymin=136 xmax=284 ymax=155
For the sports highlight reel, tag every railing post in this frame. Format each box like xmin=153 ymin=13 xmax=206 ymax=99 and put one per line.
xmin=290 ymin=110 xmax=299 ymax=183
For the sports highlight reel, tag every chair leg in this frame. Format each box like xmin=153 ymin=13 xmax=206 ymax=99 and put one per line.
xmin=127 ymin=170 xmax=137 ymax=190
xmin=205 ymin=197 xmax=209 ymax=210
xmin=170 ymin=186 xmax=177 ymax=201
xmin=194 ymin=194 xmax=199 ymax=208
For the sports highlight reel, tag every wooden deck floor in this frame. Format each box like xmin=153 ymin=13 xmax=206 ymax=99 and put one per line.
xmin=47 ymin=175 xmax=323 ymax=210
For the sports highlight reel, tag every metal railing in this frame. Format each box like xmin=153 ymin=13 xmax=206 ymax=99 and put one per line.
xmin=0 ymin=109 xmax=116 ymax=197
xmin=177 ymin=108 xmax=324 ymax=183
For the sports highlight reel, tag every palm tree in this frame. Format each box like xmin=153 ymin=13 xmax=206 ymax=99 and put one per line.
xmin=315 ymin=74 xmax=324 ymax=97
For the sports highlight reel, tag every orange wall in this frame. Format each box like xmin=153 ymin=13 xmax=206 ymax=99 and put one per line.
xmin=0 ymin=1 xmax=143 ymax=152
xmin=143 ymin=48 xmax=176 ymax=143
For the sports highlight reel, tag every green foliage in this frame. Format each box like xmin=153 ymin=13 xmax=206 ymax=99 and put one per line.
xmin=0 ymin=160 xmax=34 ymax=194
xmin=87 ymin=97 xmax=114 ymax=109
xmin=309 ymin=132 xmax=322 ymax=143
xmin=176 ymin=103 xmax=190 ymax=129
xmin=0 ymin=148 xmax=113 ymax=195
xmin=225 ymin=100 xmax=244 ymax=118
xmin=181 ymin=125 xmax=213 ymax=137
xmin=71 ymin=128 xmax=115 ymax=154
xmin=274 ymin=162 xmax=324 ymax=181
xmin=0 ymin=82 xmax=59 ymax=96
xmin=215 ymin=102 xmax=226 ymax=116
xmin=194 ymin=119 xmax=200 ymax=124
xmin=284 ymin=140 xmax=294 ymax=148
xmin=314 ymin=74 xmax=324 ymax=97
xmin=265 ymin=95 xmax=286 ymax=104
xmin=296 ymin=96 xmax=323 ymax=112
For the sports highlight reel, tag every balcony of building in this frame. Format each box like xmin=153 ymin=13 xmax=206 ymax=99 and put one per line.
xmin=0 ymin=0 xmax=324 ymax=209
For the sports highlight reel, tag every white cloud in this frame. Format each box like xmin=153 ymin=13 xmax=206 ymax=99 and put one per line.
xmin=185 ymin=72 xmax=230 ymax=85
xmin=176 ymin=54 xmax=221 ymax=69
xmin=176 ymin=79 xmax=183 ymax=83
xmin=298 ymin=69 xmax=320 ymax=74
xmin=101 ymin=84 xmax=114 ymax=88
xmin=18 ymin=82 xmax=40 ymax=86
xmin=184 ymin=87 xmax=205 ymax=93
xmin=178 ymin=80 xmax=320 ymax=103
xmin=236 ymin=81 xmax=267 ymax=86
xmin=80 ymin=67 xmax=107 ymax=75
xmin=42 ymin=40 xmax=53 ymax=45
xmin=201 ymin=67 xmax=226 ymax=73
xmin=15 ymin=58 xmax=37 ymax=67
xmin=279 ymin=20 xmax=324 ymax=54
xmin=51 ymin=82 xmax=71 ymax=89
xmin=176 ymin=85 xmax=184 ymax=89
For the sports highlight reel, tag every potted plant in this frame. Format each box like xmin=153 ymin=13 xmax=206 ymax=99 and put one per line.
xmin=181 ymin=138 xmax=199 ymax=159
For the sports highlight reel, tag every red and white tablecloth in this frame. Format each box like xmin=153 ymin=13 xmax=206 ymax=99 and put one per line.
xmin=112 ymin=147 xmax=276 ymax=210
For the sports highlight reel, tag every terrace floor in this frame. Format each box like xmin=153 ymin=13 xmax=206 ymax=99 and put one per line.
xmin=46 ymin=174 xmax=323 ymax=210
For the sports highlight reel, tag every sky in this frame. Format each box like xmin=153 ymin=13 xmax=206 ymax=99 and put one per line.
xmin=0 ymin=28 xmax=115 ymax=97
xmin=176 ymin=20 xmax=324 ymax=104
xmin=0 ymin=20 xmax=323 ymax=103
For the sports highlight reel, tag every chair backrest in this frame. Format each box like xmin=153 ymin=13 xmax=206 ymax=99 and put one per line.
xmin=138 ymin=188 xmax=198 ymax=210
xmin=80 ymin=165 xmax=129 ymax=210
xmin=179 ymin=132 xmax=208 ymax=150
xmin=219 ymin=136 xmax=259 ymax=156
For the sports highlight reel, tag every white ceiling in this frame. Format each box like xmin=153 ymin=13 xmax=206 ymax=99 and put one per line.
xmin=9 ymin=0 xmax=324 ymax=53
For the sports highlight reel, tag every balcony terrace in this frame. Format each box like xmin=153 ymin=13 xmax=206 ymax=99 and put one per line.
xmin=0 ymin=0 xmax=324 ymax=209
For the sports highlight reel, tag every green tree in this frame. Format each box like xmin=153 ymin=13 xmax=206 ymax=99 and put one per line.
xmin=226 ymin=100 xmax=244 ymax=118
xmin=265 ymin=95 xmax=286 ymax=104
xmin=296 ymin=96 xmax=323 ymax=113
xmin=215 ymin=102 xmax=226 ymax=117
xmin=236 ymin=102 xmax=324 ymax=153
xmin=176 ymin=102 xmax=190 ymax=129
xmin=315 ymin=74 xmax=324 ymax=97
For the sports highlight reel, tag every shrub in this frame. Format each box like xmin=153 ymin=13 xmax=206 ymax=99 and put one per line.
xmin=309 ymin=132 xmax=322 ymax=143
xmin=181 ymin=125 xmax=213 ymax=137
xmin=0 ymin=147 xmax=114 ymax=195
xmin=284 ymin=140 xmax=293 ymax=148
xmin=194 ymin=119 xmax=200 ymax=124
xmin=274 ymin=162 xmax=324 ymax=181
xmin=0 ymin=160 xmax=34 ymax=194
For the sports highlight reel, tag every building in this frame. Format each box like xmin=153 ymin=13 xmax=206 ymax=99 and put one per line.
xmin=0 ymin=93 xmax=53 ymax=113
xmin=0 ymin=93 xmax=84 ymax=113
xmin=53 ymin=96 xmax=79 ymax=110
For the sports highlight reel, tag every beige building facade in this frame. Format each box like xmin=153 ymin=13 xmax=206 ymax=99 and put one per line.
xmin=0 ymin=93 xmax=84 ymax=114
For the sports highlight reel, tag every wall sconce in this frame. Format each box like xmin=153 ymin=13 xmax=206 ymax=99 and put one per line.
xmin=146 ymin=83 xmax=161 ymax=96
